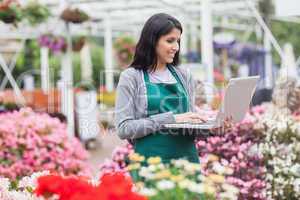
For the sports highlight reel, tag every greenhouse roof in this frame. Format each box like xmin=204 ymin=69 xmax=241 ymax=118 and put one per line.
xmin=0 ymin=0 xmax=299 ymax=39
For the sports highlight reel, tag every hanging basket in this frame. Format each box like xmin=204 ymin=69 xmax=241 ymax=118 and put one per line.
xmin=72 ymin=37 xmax=85 ymax=52
xmin=0 ymin=1 xmax=22 ymax=24
xmin=22 ymin=1 xmax=50 ymax=26
xmin=1 ymin=13 xmax=16 ymax=23
xmin=113 ymin=35 xmax=136 ymax=68
xmin=60 ymin=7 xmax=89 ymax=24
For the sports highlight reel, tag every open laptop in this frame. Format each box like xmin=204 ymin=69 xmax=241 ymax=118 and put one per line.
xmin=162 ymin=76 xmax=260 ymax=130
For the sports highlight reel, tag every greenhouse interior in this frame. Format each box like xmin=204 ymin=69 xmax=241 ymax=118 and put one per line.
xmin=1 ymin=0 xmax=300 ymax=199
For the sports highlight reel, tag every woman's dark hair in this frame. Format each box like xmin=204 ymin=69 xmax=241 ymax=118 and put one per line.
xmin=131 ymin=13 xmax=182 ymax=71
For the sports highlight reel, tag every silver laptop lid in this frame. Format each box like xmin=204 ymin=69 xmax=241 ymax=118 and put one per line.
xmin=215 ymin=76 xmax=259 ymax=125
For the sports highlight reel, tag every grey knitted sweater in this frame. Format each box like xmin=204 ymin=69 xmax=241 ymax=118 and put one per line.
xmin=114 ymin=66 xmax=196 ymax=140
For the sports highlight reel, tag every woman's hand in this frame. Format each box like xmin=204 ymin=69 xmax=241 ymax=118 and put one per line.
xmin=174 ymin=112 xmax=207 ymax=123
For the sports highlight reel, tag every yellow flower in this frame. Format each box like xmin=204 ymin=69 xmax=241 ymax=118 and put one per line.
xmin=127 ymin=163 xmax=141 ymax=171
xmin=135 ymin=182 xmax=145 ymax=190
xmin=154 ymin=169 xmax=171 ymax=179
xmin=207 ymin=173 xmax=225 ymax=184
xmin=129 ymin=153 xmax=145 ymax=162
xmin=207 ymin=154 xmax=219 ymax=162
xmin=147 ymin=157 xmax=162 ymax=165
xmin=203 ymin=183 xmax=216 ymax=194
xmin=170 ymin=175 xmax=185 ymax=182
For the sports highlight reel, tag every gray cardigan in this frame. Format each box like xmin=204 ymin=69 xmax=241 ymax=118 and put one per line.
xmin=115 ymin=66 xmax=196 ymax=140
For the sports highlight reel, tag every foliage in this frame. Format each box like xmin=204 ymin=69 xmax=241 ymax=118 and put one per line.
xmin=271 ymin=20 xmax=300 ymax=65
xmin=0 ymin=101 xmax=20 ymax=113
xmin=0 ymin=0 xmax=50 ymax=25
xmin=72 ymin=36 xmax=86 ymax=52
xmin=90 ymin=43 xmax=104 ymax=87
xmin=114 ymin=35 xmax=136 ymax=68
xmin=0 ymin=0 xmax=22 ymax=24
xmin=22 ymin=0 xmax=50 ymax=25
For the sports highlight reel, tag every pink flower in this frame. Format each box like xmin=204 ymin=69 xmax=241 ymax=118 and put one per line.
xmin=0 ymin=108 xmax=91 ymax=179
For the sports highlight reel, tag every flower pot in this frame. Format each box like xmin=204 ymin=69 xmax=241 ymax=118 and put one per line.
xmin=2 ymin=14 xmax=16 ymax=23
xmin=60 ymin=7 xmax=89 ymax=24
xmin=75 ymin=91 xmax=100 ymax=141
xmin=72 ymin=37 xmax=85 ymax=52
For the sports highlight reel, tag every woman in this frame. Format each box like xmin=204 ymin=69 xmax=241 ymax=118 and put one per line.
xmin=115 ymin=13 xmax=206 ymax=164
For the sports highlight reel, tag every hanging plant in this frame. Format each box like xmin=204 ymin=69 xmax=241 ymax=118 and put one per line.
xmin=72 ymin=36 xmax=85 ymax=52
xmin=22 ymin=0 xmax=50 ymax=26
xmin=0 ymin=0 xmax=22 ymax=24
xmin=60 ymin=7 xmax=89 ymax=24
xmin=38 ymin=34 xmax=67 ymax=54
xmin=114 ymin=35 xmax=135 ymax=68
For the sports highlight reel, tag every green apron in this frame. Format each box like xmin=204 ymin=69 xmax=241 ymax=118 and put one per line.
xmin=134 ymin=65 xmax=199 ymax=164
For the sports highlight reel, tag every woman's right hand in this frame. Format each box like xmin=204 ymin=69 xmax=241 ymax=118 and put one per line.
xmin=174 ymin=112 xmax=207 ymax=123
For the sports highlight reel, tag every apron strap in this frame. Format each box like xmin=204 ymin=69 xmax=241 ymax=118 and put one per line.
xmin=167 ymin=65 xmax=189 ymax=100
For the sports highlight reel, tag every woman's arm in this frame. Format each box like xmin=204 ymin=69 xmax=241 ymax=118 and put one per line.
xmin=115 ymin=70 xmax=175 ymax=140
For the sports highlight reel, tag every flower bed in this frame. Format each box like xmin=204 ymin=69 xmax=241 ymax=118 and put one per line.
xmin=256 ymin=104 xmax=300 ymax=200
xmin=127 ymin=153 xmax=239 ymax=200
xmin=0 ymin=171 xmax=145 ymax=200
xmin=1 ymin=155 xmax=239 ymax=200
xmin=99 ymin=107 xmax=267 ymax=200
xmin=196 ymin=105 xmax=267 ymax=200
xmin=0 ymin=108 xmax=91 ymax=179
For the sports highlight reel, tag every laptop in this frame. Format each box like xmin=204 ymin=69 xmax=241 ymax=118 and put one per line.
xmin=162 ymin=76 xmax=260 ymax=130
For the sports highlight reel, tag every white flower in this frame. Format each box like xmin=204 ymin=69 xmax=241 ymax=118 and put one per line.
xmin=219 ymin=191 xmax=238 ymax=200
xmin=18 ymin=171 xmax=50 ymax=190
xmin=212 ymin=162 xmax=226 ymax=174
xmin=188 ymin=182 xmax=204 ymax=194
xmin=139 ymin=167 xmax=155 ymax=180
xmin=197 ymin=174 xmax=206 ymax=182
xmin=156 ymin=180 xmax=175 ymax=190
xmin=171 ymin=159 xmax=189 ymax=168
xmin=294 ymin=178 xmax=300 ymax=193
xmin=0 ymin=178 xmax=10 ymax=191
xmin=178 ymin=179 xmax=194 ymax=189
xmin=138 ymin=187 xmax=157 ymax=196
xmin=183 ymin=163 xmax=201 ymax=174
xmin=290 ymin=164 xmax=300 ymax=176
xmin=222 ymin=183 xmax=239 ymax=195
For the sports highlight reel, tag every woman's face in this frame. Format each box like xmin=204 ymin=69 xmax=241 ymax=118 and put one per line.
xmin=156 ymin=28 xmax=181 ymax=66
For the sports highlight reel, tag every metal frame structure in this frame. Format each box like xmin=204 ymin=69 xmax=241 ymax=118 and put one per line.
xmin=1 ymin=0 xmax=299 ymax=136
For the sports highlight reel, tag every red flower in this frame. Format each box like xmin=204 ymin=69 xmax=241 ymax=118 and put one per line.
xmin=34 ymin=173 xmax=147 ymax=200
xmin=34 ymin=174 xmax=64 ymax=196
xmin=97 ymin=172 xmax=147 ymax=200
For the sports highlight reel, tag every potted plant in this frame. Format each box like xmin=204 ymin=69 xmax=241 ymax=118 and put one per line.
xmin=75 ymin=82 xmax=100 ymax=148
xmin=60 ymin=7 xmax=89 ymax=24
xmin=38 ymin=34 xmax=67 ymax=54
xmin=22 ymin=0 xmax=50 ymax=26
xmin=114 ymin=35 xmax=135 ymax=68
xmin=0 ymin=0 xmax=22 ymax=24
xmin=72 ymin=36 xmax=85 ymax=52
